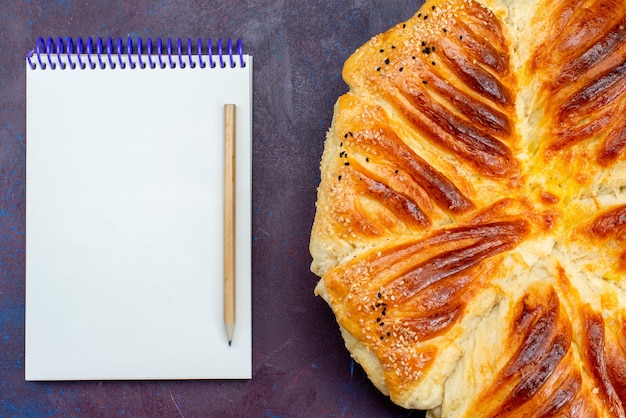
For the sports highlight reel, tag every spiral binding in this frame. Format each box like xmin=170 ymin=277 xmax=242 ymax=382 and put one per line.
xmin=27 ymin=37 xmax=245 ymax=70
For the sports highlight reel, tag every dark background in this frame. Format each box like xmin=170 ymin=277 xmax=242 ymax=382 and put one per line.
xmin=0 ymin=1 xmax=428 ymax=416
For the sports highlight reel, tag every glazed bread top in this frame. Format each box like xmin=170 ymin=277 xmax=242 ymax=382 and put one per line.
xmin=310 ymin=0 xmax=626 ymax=416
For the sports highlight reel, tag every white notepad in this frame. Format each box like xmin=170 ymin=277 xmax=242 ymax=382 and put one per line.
xmin=25 ymin=38 xmax=252 ymax=380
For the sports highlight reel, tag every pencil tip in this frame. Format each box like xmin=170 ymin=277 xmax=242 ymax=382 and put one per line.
xmin=226 ymin=323 xmax=235 ymax=346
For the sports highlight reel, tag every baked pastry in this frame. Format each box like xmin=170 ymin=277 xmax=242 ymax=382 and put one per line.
xmin=310 ymin=0 xmax=626 ymax=416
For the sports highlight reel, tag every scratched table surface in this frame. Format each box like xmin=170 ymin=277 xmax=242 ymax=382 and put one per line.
xmin=0 ymin=1 xmax=427 ymax=417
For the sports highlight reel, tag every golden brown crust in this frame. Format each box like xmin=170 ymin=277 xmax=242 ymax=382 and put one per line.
xmin=310 ymin=0 xmax=626 ymax=416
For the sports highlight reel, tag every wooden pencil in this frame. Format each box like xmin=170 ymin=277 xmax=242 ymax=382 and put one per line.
xmin=223 ymin=104 xmax=236 ymax=346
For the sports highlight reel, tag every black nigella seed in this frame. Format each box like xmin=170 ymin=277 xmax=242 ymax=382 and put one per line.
xmin=348 ymin=131 xmax=353 ymax=137
xmin=418 ymin=13 xmax=422 ymax=17
xmin=399 ymin=67 xmax=403 ymax=72
xmin=424 ymin=15 xmax=428 ymax=19
xmin=338 ymin=175 xmax=342 ymax=181
xmin=344 ymin=162 xmax=350 ymax=166
xmin=391 ymin=45 xmax=396 ymax=49
xmin=422 ymin=41 xmax=426 ymax=46
xmin=380 ymin=48 xmax=384 ymax=52
xmin=376 ymin=67 xmax=381 ymax=71
xmin=443 ymin=28 xmax=447 ymax=33
xmin=460 ymin=35 xmax=463 ymax=40
xmin=423 ymin=80 xmax=428 ymax=84
xmin=403 ymin=23 xmax=406 ymax=28
xmin=384 ymin=58 xmax=390 ymax=64
xmin=432 ymin=61 xmax=436 ymax=65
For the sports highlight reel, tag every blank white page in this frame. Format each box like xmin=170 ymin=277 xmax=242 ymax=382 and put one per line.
xmin=25 ymin=51 xmax=252 ymax=380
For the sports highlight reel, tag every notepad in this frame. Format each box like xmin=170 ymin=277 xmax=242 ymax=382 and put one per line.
xmin=25 ymin=37 xmax=252 ymax=380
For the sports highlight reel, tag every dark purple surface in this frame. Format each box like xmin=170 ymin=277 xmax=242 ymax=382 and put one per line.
xmin=0 ymin=1 xmax=427 ymax=416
